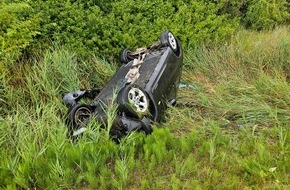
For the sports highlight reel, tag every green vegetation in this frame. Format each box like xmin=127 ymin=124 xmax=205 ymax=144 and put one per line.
xmin=1 ymin=0 xmax=290 ymax=189
xmin=1 ymin=0 xmax=289 ymax=70
xmin=0 ymin=26 xmax=289 ymax=189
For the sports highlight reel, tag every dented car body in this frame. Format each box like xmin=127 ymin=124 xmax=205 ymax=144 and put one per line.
xmin=63 ymin=31 xmax=183 ymax=139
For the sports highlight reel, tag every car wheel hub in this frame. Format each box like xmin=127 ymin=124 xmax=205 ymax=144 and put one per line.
xmin=128 ymin=88 xmax=148 ymax=112
xmin=168 ymin=32 xmax=177 ymax=50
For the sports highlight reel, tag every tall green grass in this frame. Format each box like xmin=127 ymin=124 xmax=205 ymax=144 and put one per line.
xmin=179 ymin=26 xmax=290 ymax=130
xmin=0 ymin=27 xmax=289 ymax=189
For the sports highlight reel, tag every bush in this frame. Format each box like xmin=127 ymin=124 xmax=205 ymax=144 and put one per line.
xmin=244 ymin=0 xmax=290 ymax=30
xmin=213 ymin=0 xmax=290 ymax=30
xmin=1 ymin=0 xmax=289 ymax=69
xmin=1 ymin=0 xmax=238 ymax=63
xmin=0 ymin=2 xmax=40 ymax=71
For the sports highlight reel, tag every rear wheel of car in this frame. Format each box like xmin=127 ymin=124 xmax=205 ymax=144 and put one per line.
xmin=160 ymin=31 xmax=179 ymax=54
xmin=118 ymin=85 xmax=149 ymax=118
xmin=119 ymin=48 xmax=133 ymax=64
xmin=66 ymin=104 xmax=92 ymax=138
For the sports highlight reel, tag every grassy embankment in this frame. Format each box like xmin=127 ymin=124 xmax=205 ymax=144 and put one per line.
xmin=0 ymin=27 xmax=289 ymax=189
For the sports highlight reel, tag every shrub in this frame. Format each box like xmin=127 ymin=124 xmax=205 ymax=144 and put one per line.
xmin=2 ymin=0 xmax=239 ymax=63
xmin=1 ymin=0 xmax=289 ymax=68
xmin=213 ymin=0 xmax=290 ymax=30
xmin=0 ymin=2 xmax=40 ymax=71
xmin=244 ymin=0 xmax=290 ymax=30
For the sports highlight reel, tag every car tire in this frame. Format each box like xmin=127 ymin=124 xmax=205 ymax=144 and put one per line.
xmin=66 ymin=104 xmax=92 ymax=138
xmin=117 ymin=85 xmax=149 ymax=118
xmin=160 ymin=30 xmax=179 ymax=54
xmin=119 ymin=48 xmax=133 ymax=64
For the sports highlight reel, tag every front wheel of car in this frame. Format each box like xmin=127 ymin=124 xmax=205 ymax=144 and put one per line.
xmin=118 ymin=85 xmax=149 ymax=118
xmin=66 ymin=104 xmax=92 ymax=138
xmin=160 ymin=30 xmax=179 ymax=54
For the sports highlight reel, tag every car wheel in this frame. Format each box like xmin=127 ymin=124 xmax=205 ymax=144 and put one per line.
xmin=160 ymin=31 xmax=179 ymax=53
xmin=118 ymin=85 xmax=149 ymax=118
xmin=66 ymin=104 xmax=92 ymax=138
xmin=119 ymin=48 xmax=133 ymax=64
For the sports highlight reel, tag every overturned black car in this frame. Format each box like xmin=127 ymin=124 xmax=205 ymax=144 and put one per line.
xmin=63 ymin=31 xmax=183 ymax=139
